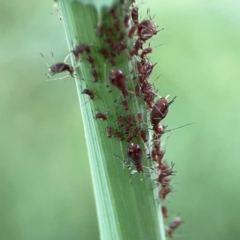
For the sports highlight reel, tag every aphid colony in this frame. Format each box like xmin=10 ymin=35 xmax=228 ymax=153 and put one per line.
xmin=43 ymin=1 xmax=182 ymax=238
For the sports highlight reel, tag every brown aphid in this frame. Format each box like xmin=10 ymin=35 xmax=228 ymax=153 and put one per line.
xmin=117 ymin=116 xmax=125 ymax=127
xmin=109 ymin=59 xmax=116 ymax=66
xmin=161 ymin=205 xmax=168 ymax=218
xmin=86 ymin=56 xmax=95 ymax=68
xmin=126 ymin=135 xmax=134 ymax=143
xmin=135 ymin=83 xmax=140 ymax=96
xmin=150 ymin=96 xmax=176 ymax=125
xmin=95 ymin=113 xmax=107 ymax=121
xmin=140 ymin=47 xmax=152 ymax=59
xmin=137 ymin=113 xmax=142 ymax=123
xmin=72 ymin=44 xmax=90 ymax=61
xmin=166 ymin=217 xmax=182 ymax=238
xmin=140 ymin=129 xmax=148 ymax=142
xmin=126 ymin=142 xmax=143 ymax=172
xmin=161 ymin=177 xmax=170 ymax=188
xmin=49 ymin=62 xmax=74 ymax=77
xmin=96 ymin=23 xmax=103 ymax=36
xmin=114 ymin=20 xmax=121 ymax=31
xmin=115 ymin=132 xmax=124 ymax=141
xmin=157 ymin=163 xmax=176 ymax=183
xmin=91 ymin=69 xmax=98 ymax=82
xmin=110 ymin=8 xmax=117 ymax=19
xmin=109 ymin=69 xmax=128 ymax=97
xmin=132 ymin=127 xmax=140 ymax=137
xmin=125 ymin=124 xmax=132 ymax=134
xmin=122 ymin=100 xmax=129 ymax=110
xmin=126 ymin=114 xmax=134 ymax=126
xmin=118 ymin=31 xmax=125 ymax=43
xmin=159 ymin=186 xmax=171 ymax=200
xmin=128 ymin=25 xmax=137 ymax=38
xmin=99 ymin=48 xmax=109 ymax=59
xmin=106 ymin=127 xmax=113 ymax=138
xmin=134 ymin=38 xmax=144 ymax=51
xmin=124 ymin=14 xmax=130 ymax=27
xmin=131 ymin=7 xmax=139 ymax=25
xmin=82 ymin=89 xmax=94 ymax=99
xmin=137 ymin=19 xmax=158 ymax=41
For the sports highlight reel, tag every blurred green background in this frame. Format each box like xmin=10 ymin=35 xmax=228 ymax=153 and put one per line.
xmin=1 ymin=0 xmax=240 ymax=239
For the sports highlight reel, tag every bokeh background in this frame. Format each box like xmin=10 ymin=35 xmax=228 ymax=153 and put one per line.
xmin=1 ymin=0 xmax=240 ymax=239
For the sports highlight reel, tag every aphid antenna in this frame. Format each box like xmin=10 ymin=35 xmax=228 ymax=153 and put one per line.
xmin=40 ymin=53 xmax=50 ymax=68
xmin=165 ymin=122 xmax=196 ymax=133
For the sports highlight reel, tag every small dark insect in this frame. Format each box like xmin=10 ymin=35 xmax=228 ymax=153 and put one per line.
xmin=127 ymin=142 xmax=143 ymax=172
xmin=118 ymin=31 xmax=125 ymax=43
xmin=132 ymin=127 xmax=140 ymax=138
xmin=115 ymin=132 xmax=124 ymax=141
xmin=135 ymin=83 xmax=140 ymax=96
xmin=109 ymin=59 xmax=116 ymax=66
xmin=117 ymin=116 xmax=125 ymax=127
xmin=122 ymin=100 xmax=129 ymax=110
xmin=86 ymin=56 xmax=95 ymax=68
xmin=166 ymin=217 xmax=182 ymax=238
xmin=140 ymin=47 xmax=152 ymax=59
xmin=114 ymin=20 xmax=121 ymax=31
xmin=99 ymin=48 xmax=109 ymax=59
xmin=128 ymin=25 xmax=137 ymax=38
xmin=72 ymin=44 xmax=90 ymax=61
xmin=96 ymin=23 xmax=103 ymax=36
xmin=124 ymin=14 xmax=130 ymax=28
xmin=126 ymin=135 xmax=134 ymax=143
xmin=159 ymin=186 xmax=171 ymax=200
xmin=126 ymin=114 xmax=134 ymax=126
xmin=40 ymin=53 xmax=75 ymax=79
xmin=161 ymin=205 xmax=168 ymax=218
xmin=137 ymin=113 xmax=142 ymax=123
xmin=131 ymin=7 xmax=139 ymax=25
xmin=109 ymin=69 xmax=128 ymax=97
xmin=110 ymin=8 xmax=117 ymax=19
xmin=106 ymin=127 xmax=113 ymax=138
xmin=140 ymin=129 xmax=148 ymax=142
xmin=82 ymin=89 xmax=94 ymax=99
xmin=134 ymin=38 xmax=143 ymax=51
xmin=137 ymin=19 xmax=158 ymax=42
xmin=91 ymin=69 xmax=98 ymax=82
xmin=157 ymin=163 xmax=176 ymax=184
xmin=125 ymin=124 xmax=131 ymax=134
xmin=95 ymin=113 xmax=107 ymax=121
xmin=150 ymin=96 xmax=176 ymax=126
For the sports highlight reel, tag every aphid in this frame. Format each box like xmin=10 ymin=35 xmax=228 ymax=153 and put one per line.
xmin=118 ymin=31 xmax=125 ymax=43
xmin=109 ymin=59 xmax=116 ymax=66
xmin=86 ymin=56 xmax=95 ymax=68
xmin=115 ymin=42 xmax=127 ymax=53
xmin=110 ymin=8 xmax=117 ymax=19
xmin=82 ymin=89 xmax=94 ymax=99
xmin=134 ymin=38 xmax=143 ymax=51
xmin=128 ymin=25 xmax=137 ymax=38
xmin=159 ymin=186 xmax=171 ymax=200
xmin=126 ymin=135 xmax=134 ymax=143
xmin=91 ymin=69 xmax=98 ymax=82
xmin=157 ymin=163 xmax=176 ymax=183
xmin=131 ymin=7 xmax=139 ymax=25
xmin=117 ymin=116 xmax=125 ymax=127
xmin=137 ymin=19 xmax=158 ymax=41
xmin=161 ymin=205 xmax=168 ymax=218
xmin=135 ymin=83 xmax=140 ymax=96
xmin=99 ymin=48 xmax=109 ymax=59
xmin=124 ymin=14 xmax=130 ymax=28
xmin=140 ymin=47 xmax=152 ymax=59
xmin=152 ymin=149 xmax=165 ymax=164
xmin=96 ymin=23 xmax=103 ymax=36
xmin=129 ymin=49 xmax=138 ymax=59
xmin=166 ymin=217 xmax=182 ymax=238
xmin=140 ymin=129 xmax=148 ymax=142
xmin=105 ymin=38 xmax=114 ymax=46
xmin=161 ymin=177 xmax=170 ymax=188
xmin=109 ymin=69 xmax=128 ymax=97
xmin=106 ymin=127 xmax=113 ymax=138
xmin=40 ymin=53 xmax=75 ymax=79
xmin=125 ymin=124 xmax=131 ymax=134
xmin=150 ymin=96 xmax=176 ymax=126
xmin=126 ymin=142 xmax=143 ymax=172
xmin=95 ymin=113 xmax=107 ymax=121
xmin=72 ymin=44 xmax=90 ymax=61
xmin=122 ymin=100 xmax=129 ymax=110
xmin=115 ymin=132 xmax=124 ymax=141
xmin=106 ymin=26 xmax=114 ymax=35
xmin=126 ymin=114 xmax=134 ymax=126
xmin=114 ymin=20 xmax=121 ymax=31
xmin=137 ymin=113 xmax=142 ymax=123
xmin=132 ymin=127 xmax=140 ymax=137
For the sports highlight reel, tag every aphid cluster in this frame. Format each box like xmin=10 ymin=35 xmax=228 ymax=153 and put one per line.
xmin=44 ymin=1 xmax=183 ymax=238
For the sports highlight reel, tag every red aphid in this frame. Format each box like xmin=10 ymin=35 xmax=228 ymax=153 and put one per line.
xmin=135 ymin=83 xmax=140 ymax=96
xmin=118 ymin=31 xmax=125 ymax=43
xmin=137 ymin=113 xmax=142 ymax=123
xmin=114 ymin=20 xmax=121 ymax=31
xmin=95 ymin=113 xmax=107 ymax=121
xmin=109 ymin=69 xmax=128 ymax=97
xmin=128 ymin=25 xmax=137 ymax=38
xmin=132 ymin=127 xmax=140 ymax=137
xmin=105 ymin=38 xmax=114 ymax=46
xmin=134 ymin=38 xmax=143 ymax=51
xmin=159 ymin=186 xmax=171 ymax=200
xmin=166 ymin=217 xmax=182 ymax=238
xmin=96 ymin=23 xmax=103 ymax=36
xmin=131 ymin=7 xmax=139 ymax=25
xmin=150 ymin=97 xmax=176 ymax=125
xmin=86 ymin=56 xmax=95 ymax=68
xmin=125 ymin=124 xmax=131 ymax=134
xmin=126 ymin=114 xmax=134 ymax=126
xmin=129 ymin=49 xmax=138 ymax=58
xmin=140 ymin=47 xmax=152 ymax=59
xmin=106 ymin=26 xmax=114 ymax=35
xmin=157 ymin=164 xmax=176 ymax=184
xmin=48 ymin=63 xmax=74 ymax=77
xmin=115 ymin=132 xmax=124 ymax=141
xmin=124 ymin=14 xmax=130 ymax=28
xmin=140 ymin=129 xmax=148 ymax=142
xmin=110 ymin=8 xmax=117 ymax=19
xmin=122 ymin=100 xmax=129 ymax=110
xmin=99 ymin=48 xmax=108 ymax=59
xmin=126 ymin=142 xmax=143 ymax=172
xmin=91 ymin=69 xmax=98 ymax=82
xmin=109 ymin=59 xmax=116 ymax=66
xmin=117 ymin=116 xmax=125 ymax=127
xmin=126 ymin=135 xmax=134 ymax=143
xmin=161 ymin=205 xmax=168 ymax=218
xmin=82 ymin=89 xmax=94 ymax=99
xmin=137 ymin=19 xmax=158 ymax=41
xmin=161 ymin=177 xmax=170 ymax=188
xmin=106 ymin=127 xmax=113 ymax=138
xmin=72 ymin=44 xmax=90 ymax=61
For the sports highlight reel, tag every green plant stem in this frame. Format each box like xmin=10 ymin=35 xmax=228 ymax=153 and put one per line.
xmin=58 ymin=1 xmax=166 ymax=239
